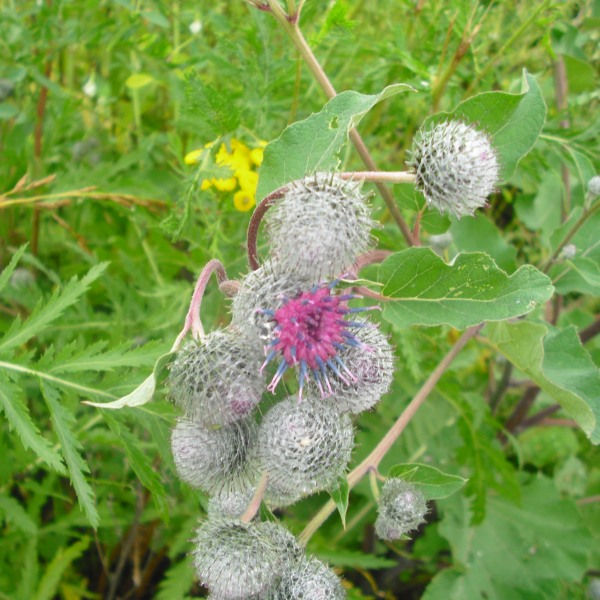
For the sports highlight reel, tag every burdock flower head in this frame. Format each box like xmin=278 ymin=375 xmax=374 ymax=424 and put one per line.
xmin=408 ymin=120 xmax=499 ymax=218
xmin=259 ymin=279 xmax=380 ymax=399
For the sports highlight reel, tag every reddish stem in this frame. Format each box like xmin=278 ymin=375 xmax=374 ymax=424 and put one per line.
xmin=171 ymin=259 xmax=228 ymax=351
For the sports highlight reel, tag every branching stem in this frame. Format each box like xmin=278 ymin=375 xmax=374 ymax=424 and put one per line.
xmin=298 ymin=323 xmax=483 ymax=545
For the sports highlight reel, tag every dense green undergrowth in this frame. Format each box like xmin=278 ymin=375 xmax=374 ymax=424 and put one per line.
xmin=1 ymin=1 xmax=599 ymax=598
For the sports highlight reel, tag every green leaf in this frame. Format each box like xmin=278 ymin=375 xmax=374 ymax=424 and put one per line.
xmin=553 ymin=256 xmax=600 ymax=296
xmin=0 ymin=244 xmax=27 ymax=295
xmin=424 ymin=477 xmax=590 ymax=600
xmin=155 ymin=556 xmax=195 ymax=600
xmin=257 ymin=83 xmax=414 ymax=199
xmin=450 ymin=215 xmax=517 ymax=272
xmin=125 ymin=73 xmax=155 ymax=89
xmin=0 ymin=494 xmax=37 ymax=535
xmin=486 ymin=322 xmax=600 ymax=443
xmin=0 ymin=263 xmax=108 ymax=355
xmin=315 ymin=550 xmax=397 ymax=569
xmin=41 ymin=383 xmax=99 ymax=528
xmin=330 ymin=477 xmax=350 ymax=529
xmin=427 ymin=70 xmax=546 ymax=179
xmin=83 ymin=350 xmax=174 ymax=409
xmin=375 ymin=248 xmax=553 ymax=329
xmin=33 ymin=537 xmax=89 ymax=600
xmin=102 ymin=412 xmax=168 ymax=517
xmin=0 ymin=374 xmax=65 ymax=473
xmin=387 ymin=463 xmax=467 ymax=500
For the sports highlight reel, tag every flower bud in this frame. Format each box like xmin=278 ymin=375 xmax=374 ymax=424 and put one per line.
xmin=257 ymin=398 xmax=354 ymax=507
xmin=169 ymin=328 xmax=264 ymax=427
xmin=375 ymin=478 xmax=428 ymax=540
xmin=408 ymin=120 xmax=499 ymax=218
xmin=265 ymin=173 xmax=374 ymax=281
xmin=588 ymin=175 xmax=600 ymax=197
xmin=194 ymin=518 xmax=300 ymax=599
xmin=171 ymin=418 xmax=258 ymax=495
xmin=268 ymin=557 xmax=346 ymax=600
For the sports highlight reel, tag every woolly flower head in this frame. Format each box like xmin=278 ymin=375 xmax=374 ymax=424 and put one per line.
xmin=170 ymin=418 xmax=257 ymax=495
xmin=207 ymin=486 xmax=256 ymax=520
xmin=194 ymin=518 xmax=300 ymax=599
xmin=268 ymin=557 xmax=346 ymax=600
xmin=258 ymin=278 xmax=379 ymax=400
xmin=257 ymin=397 xmax=354 ymax=507
xmin=168 ymin=328 xmax=264 ymax=427
xmin=230 ymin=260 xmax=314 ymax=341
xmin=265 ymin=173 xmax=374 ymax=281
xmin=313 ymin=319 xmax=394 ymax=414
xmin=408 ymin=120 xmax=499 ymax=218
xmin=375 ymin=478 xmax=428 ymax=541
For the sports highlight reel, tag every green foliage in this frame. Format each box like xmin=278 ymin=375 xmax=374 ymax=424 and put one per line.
xmin=0 ymin=1 xmax=597 ymax=598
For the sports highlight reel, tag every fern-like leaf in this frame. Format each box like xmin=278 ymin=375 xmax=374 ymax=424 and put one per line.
xmin=0 ymin=244 xmax=28 ymax=295
xmin=40 ymin=382 xmax=99 ymax=528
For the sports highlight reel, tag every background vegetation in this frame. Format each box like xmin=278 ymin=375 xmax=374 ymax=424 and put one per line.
xmin=0 ymin=1 xmax=599 ymax=598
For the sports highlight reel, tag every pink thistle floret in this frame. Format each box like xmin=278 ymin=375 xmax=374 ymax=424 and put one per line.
xmin=260 ymin=282 xmax=378 ymax=399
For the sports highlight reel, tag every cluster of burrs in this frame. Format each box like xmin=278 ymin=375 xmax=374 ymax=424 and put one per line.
xmin=168 ymin=173 xmax=396 ymax=598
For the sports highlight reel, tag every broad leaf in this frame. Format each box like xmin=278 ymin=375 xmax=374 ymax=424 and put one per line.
xmin=375 ymin=248 xmax=553 ymax=329
xmin=387 ymin=463 xmax=467 ymax=500
xmin=257 ymin=84 xmax=414 ymax=199
xmin=424 ymin=477 xmax=590 ymax=600
xmin=486 ymin=322 xmax=600 ymax=443
xmin=426 ymin=70 xmax=546 ymax=179
xmin=41 ymin=383 xmax=99 ymax=528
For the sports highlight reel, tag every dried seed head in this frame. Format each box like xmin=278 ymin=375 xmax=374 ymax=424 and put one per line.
xmin=268 ymin=557 xmax=346 ymax=600
xmin=194 ymin=518 xmax=300 ymax=599
xmin=408 ymin=120 xmax=499 ymax=218
xmin=375 ymin=478 xmax=428 ymax=540
xmin=313 ymin=320 xmax=394 ymax=414
xmin=169 ymin=328 xmax=264 ymax=427
xmin=258 ymin=398 xmax=354 ymax=507
xmin=230 ymin=260 xmax=314 ymax=342
xmin=171 ymin=418 xmax=258 ymax=495
xmin=260 ymin=281 xmax=380 ymax=399
xmin=265 ymin=173 xmax=374 ymax=281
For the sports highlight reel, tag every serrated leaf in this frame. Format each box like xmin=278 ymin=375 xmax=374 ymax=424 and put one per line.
xmin=330 ymin=477 xmax=350 ymax=529
xmin=0 ymin=262 xmax=108 ymax=355
xmin=486 ymin=322 xmax=600 ymax=443
xmin=41 ymin=382 xmax=99 ymax=528
xmin=387 ymin=463 xmax=467 ymax=500
xmin=0 ymin=494 xmax=37 ymax=535
xmin=315 ymin=550 xmax=397 ymax=569
xmin=83 ymin=351 xmax=174 ymax=409
xmin=257 ymin=83 xmax=414 ymax=199
xmin=426 ymin=70 xmax=546 ymax=179
xmin=376 ymin=248 xmax=553 ymax=329
xmin=0 ymin=374 xmax=65 ymax=473
xmin=102 ymin=412 xmax=168 ymax=518
xmin=0 ymin=244 xmax=27 ymax=295
xmin=33 ymin=537 xmax=89 ymax=600
xmin=155 ymin=556 xmax=195 ymax=600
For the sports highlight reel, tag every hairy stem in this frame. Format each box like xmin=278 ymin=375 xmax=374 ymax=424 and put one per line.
xmin=261 ymin=0 xmax=415 ymax=246
xmin=298 ymin=323 xmax=483 ymax=545
xmin=171 ymin=259 xmax=228 ymax=350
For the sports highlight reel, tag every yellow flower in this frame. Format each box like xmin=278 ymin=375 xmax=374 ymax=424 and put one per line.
xmin=237 ymin=170 xmax=258 ymax=194
xmin=184 ymin=148 xmax=205 ymax=165
xmin=213 ymin=177 xmax=237 ymax=192
xmin=234 ymin=189 xmax=255 ymax=212
xmin=250 ymin=147 xmax=264 ymax=166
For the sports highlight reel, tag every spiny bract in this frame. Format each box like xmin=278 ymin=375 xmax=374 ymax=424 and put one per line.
xmin=194 ymin=518 xmax=300 ymax=600
xmin=375 ymin=478 xmax=428 ymax=541
xmin=257 ymin=397 xmax=354 ymax=507
xmin=268 ymin=557 xmax=346 ymax=599
xmin=408 ymin=120 xmax=499 ymax=218
xmin=265 ymin=173 xmax=374 ymax=282
xmin=313 ymin=319 xmax=394 ymax=414
xmin=171 ymin=418 xmax=257 ymax=495
xmin=230 ymin=259 xmax=314 ymax=342
xmin=168 ymin=328 xmax=264 ymax=427
xmin=207 ymin=486 xmax=257 ymax=520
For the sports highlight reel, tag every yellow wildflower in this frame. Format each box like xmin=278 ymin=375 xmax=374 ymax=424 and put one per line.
xmin=233 ymin=189 xmax=255 ymax=212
